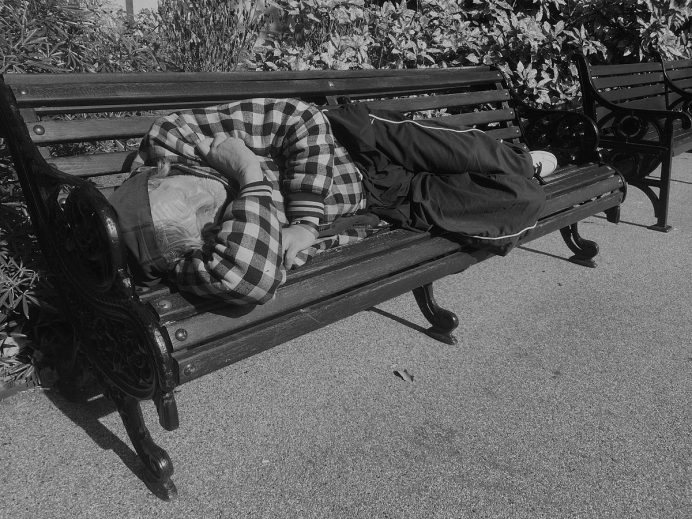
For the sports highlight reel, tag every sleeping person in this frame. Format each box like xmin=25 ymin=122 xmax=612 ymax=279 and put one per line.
xmin=109 ymin=98 xmax=370 ymax=305
xmin=109 ymin=98 xmax=549 ymax=305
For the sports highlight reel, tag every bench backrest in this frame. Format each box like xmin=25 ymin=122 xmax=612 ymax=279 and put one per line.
xmin=575 ymin=55 xmax=670 ymax=121
xmin=3 ymin=67 xmax=527 ymax=197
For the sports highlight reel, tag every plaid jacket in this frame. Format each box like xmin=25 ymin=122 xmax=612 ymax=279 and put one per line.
xmin=131 ymin=98 xmax=367 ymax=303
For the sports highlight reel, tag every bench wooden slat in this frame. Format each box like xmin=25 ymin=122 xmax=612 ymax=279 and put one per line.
xmin=29 ymin=116 xmax=157 ymax=144
xmin=602 ymin=95 xmax=669 ymax=112
xmin=10 ymin=70 xmax=504 ymax=108
xmin=483 ymin=126 xmax=522 ymax=140
xmin=667 ymin=77 xmax=692 ymax=91
xmin=542 ymin=163 xmax=619 ymax=197
xmin=354 ymin=90 xmax=511 ymax=112
xmin=48 ymin=151 xmax=137 ymax=178
xmin=23 ymin=89 xmax=510 ymax=117
xmin=12 ymin=77 xmax=462 ymax=106
xmin=590 ymin=62 xmax=661 ymax=76
xmin=599 ymin=83 xmax=667 ymax=104
xmin=592 ymin=71 xmax=664 ymax=90
xmin=662 ymin=58 xmax=692 ymax=69
xmin=542 ymin=176 xmax=623 ymax=216
xmin=4 ymin=67 xmax=498 ymax=87
xmin=664 ymin=68 xmax=692 ymax=82
xmin=521 ymin=192 xmax=622 ymax=244
xmin=419 ymin=110 xmax=516 ymax=128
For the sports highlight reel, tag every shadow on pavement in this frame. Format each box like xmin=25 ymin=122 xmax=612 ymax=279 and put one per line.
xmin=368 ymin=307 xmax=428 ymax=335
xmin=44 ymin=386 xmax=148 ymax=487
xmin=591 ymin=213 xmax=653 ymax=229
xmin=516 ymin=245 xmax=572 ymax=263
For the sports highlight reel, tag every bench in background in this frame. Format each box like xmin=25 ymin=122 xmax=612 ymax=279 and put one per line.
xmin=576 ymin=52 xmax=692 ymax=231
xmin=0 ymin=67 xmax=625 ymax=499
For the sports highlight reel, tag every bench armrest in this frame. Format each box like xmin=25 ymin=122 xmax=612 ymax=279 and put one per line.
xmin=511 ymin=92 xmax=601 ymax=164
xmin=0 ymin=77 xmax=125 ymax=291
xmin=0 ymin=76 xmax=180 ymax=430
xmin=590 ymin=96 xmax=692 ymax=129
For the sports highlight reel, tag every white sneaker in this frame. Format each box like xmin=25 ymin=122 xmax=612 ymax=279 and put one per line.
xmin=530 ymin=150 xmax=558 ymax=178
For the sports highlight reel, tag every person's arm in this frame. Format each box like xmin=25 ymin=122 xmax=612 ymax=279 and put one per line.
xmin=277 ymin=101 xmax=334 ymax=229
xmin=274 ymin=100 xmax=337 ymax=267
xmin=173 ymin=137 xmax=285 ymax=303
xmin=173 ymin=182 xmax=285 ymax=303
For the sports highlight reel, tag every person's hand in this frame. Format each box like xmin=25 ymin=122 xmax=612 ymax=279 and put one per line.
xmin=196 ymin=136 xmax=262 ymax=185
xmin=281 ymin=224 xmax=319 ymax=269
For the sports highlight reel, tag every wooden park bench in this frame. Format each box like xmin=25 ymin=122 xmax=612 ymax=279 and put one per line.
xmin=576 ymin=52 xmax=692 ymax=231
xmin=0 ymin=68 xmax=625 ymax=499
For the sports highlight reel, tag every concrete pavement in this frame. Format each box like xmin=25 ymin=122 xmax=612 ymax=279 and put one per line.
xmin=1 ymin=156 xmax=691 ymax=518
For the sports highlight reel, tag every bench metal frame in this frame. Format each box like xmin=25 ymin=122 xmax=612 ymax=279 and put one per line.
xmin=576 ymin=52 xmax=692 ymax=231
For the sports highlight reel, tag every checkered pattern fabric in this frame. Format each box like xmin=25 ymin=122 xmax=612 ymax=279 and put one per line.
xmin=133 ymin=98 xmax=365 ymax=229
xmin=132 ymin=98 xmax=370 ymax=302
xmin=174 ymin=180 xmax=285 ymax=304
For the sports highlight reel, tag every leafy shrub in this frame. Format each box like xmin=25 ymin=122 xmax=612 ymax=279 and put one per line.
xmin=0 ymin=0 xmax=96 ymax=73
xmin=80 ymin=5 xmax=171 ymax=72
xmin=0 ymin=169 xmax=42 ymax=391
xmin=158 ymin=0 xmax=269 ymax=71
xmin=0 ymin=0 xmax=168 ymax=74
xmin=0 ymin=202 xmax=40 ymax=330
xmin=255 ymin=0 xmax=373 ymax=70
xmin=254 ymin=0 xmax=692 ymax=106
xmin=252 ymin=0 xmax=367 ymax=70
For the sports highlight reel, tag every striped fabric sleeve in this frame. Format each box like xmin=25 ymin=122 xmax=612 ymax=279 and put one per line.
xmin=278 ymin=102 xmax=334 ymax=230
xmin=172 ymin=179 xmax=286 ymax=304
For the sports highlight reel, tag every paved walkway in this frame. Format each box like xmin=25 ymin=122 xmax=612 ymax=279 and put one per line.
xmin=2 ymin=157 xmax=691 ymax=518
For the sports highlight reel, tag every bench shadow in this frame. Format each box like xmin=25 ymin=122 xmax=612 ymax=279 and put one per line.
xmin=44 ymin=385 xmax=148 ymax=487
xmin=368 ymin=307 xmax=429 ymax=335
xmin=516 ymin=245 xmax=571 ymax=263
xmin=590 ymin=214 xmax=653 ymax=229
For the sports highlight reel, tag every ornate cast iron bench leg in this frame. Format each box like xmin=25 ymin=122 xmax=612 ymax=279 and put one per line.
xmin=648 ymin=151 xmax=674 ymax=232
xmin=628 ymin=179 xmax=673 ymax=233
xmin=109 ymin=388 xmax=177 ymax=500
xmin=413 ymin=283 xmax=459 ymax=345
xmin=560 ymin=223 xmax=599 ymax=268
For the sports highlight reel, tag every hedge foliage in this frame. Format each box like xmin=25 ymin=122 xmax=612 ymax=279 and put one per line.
xmin=1 ymin=0 xmax=692 ymax=388
xmin=2 ymin=0 xmax=691 ymax=104
xmin=2 ymin=0 xmax=692 ymax=104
